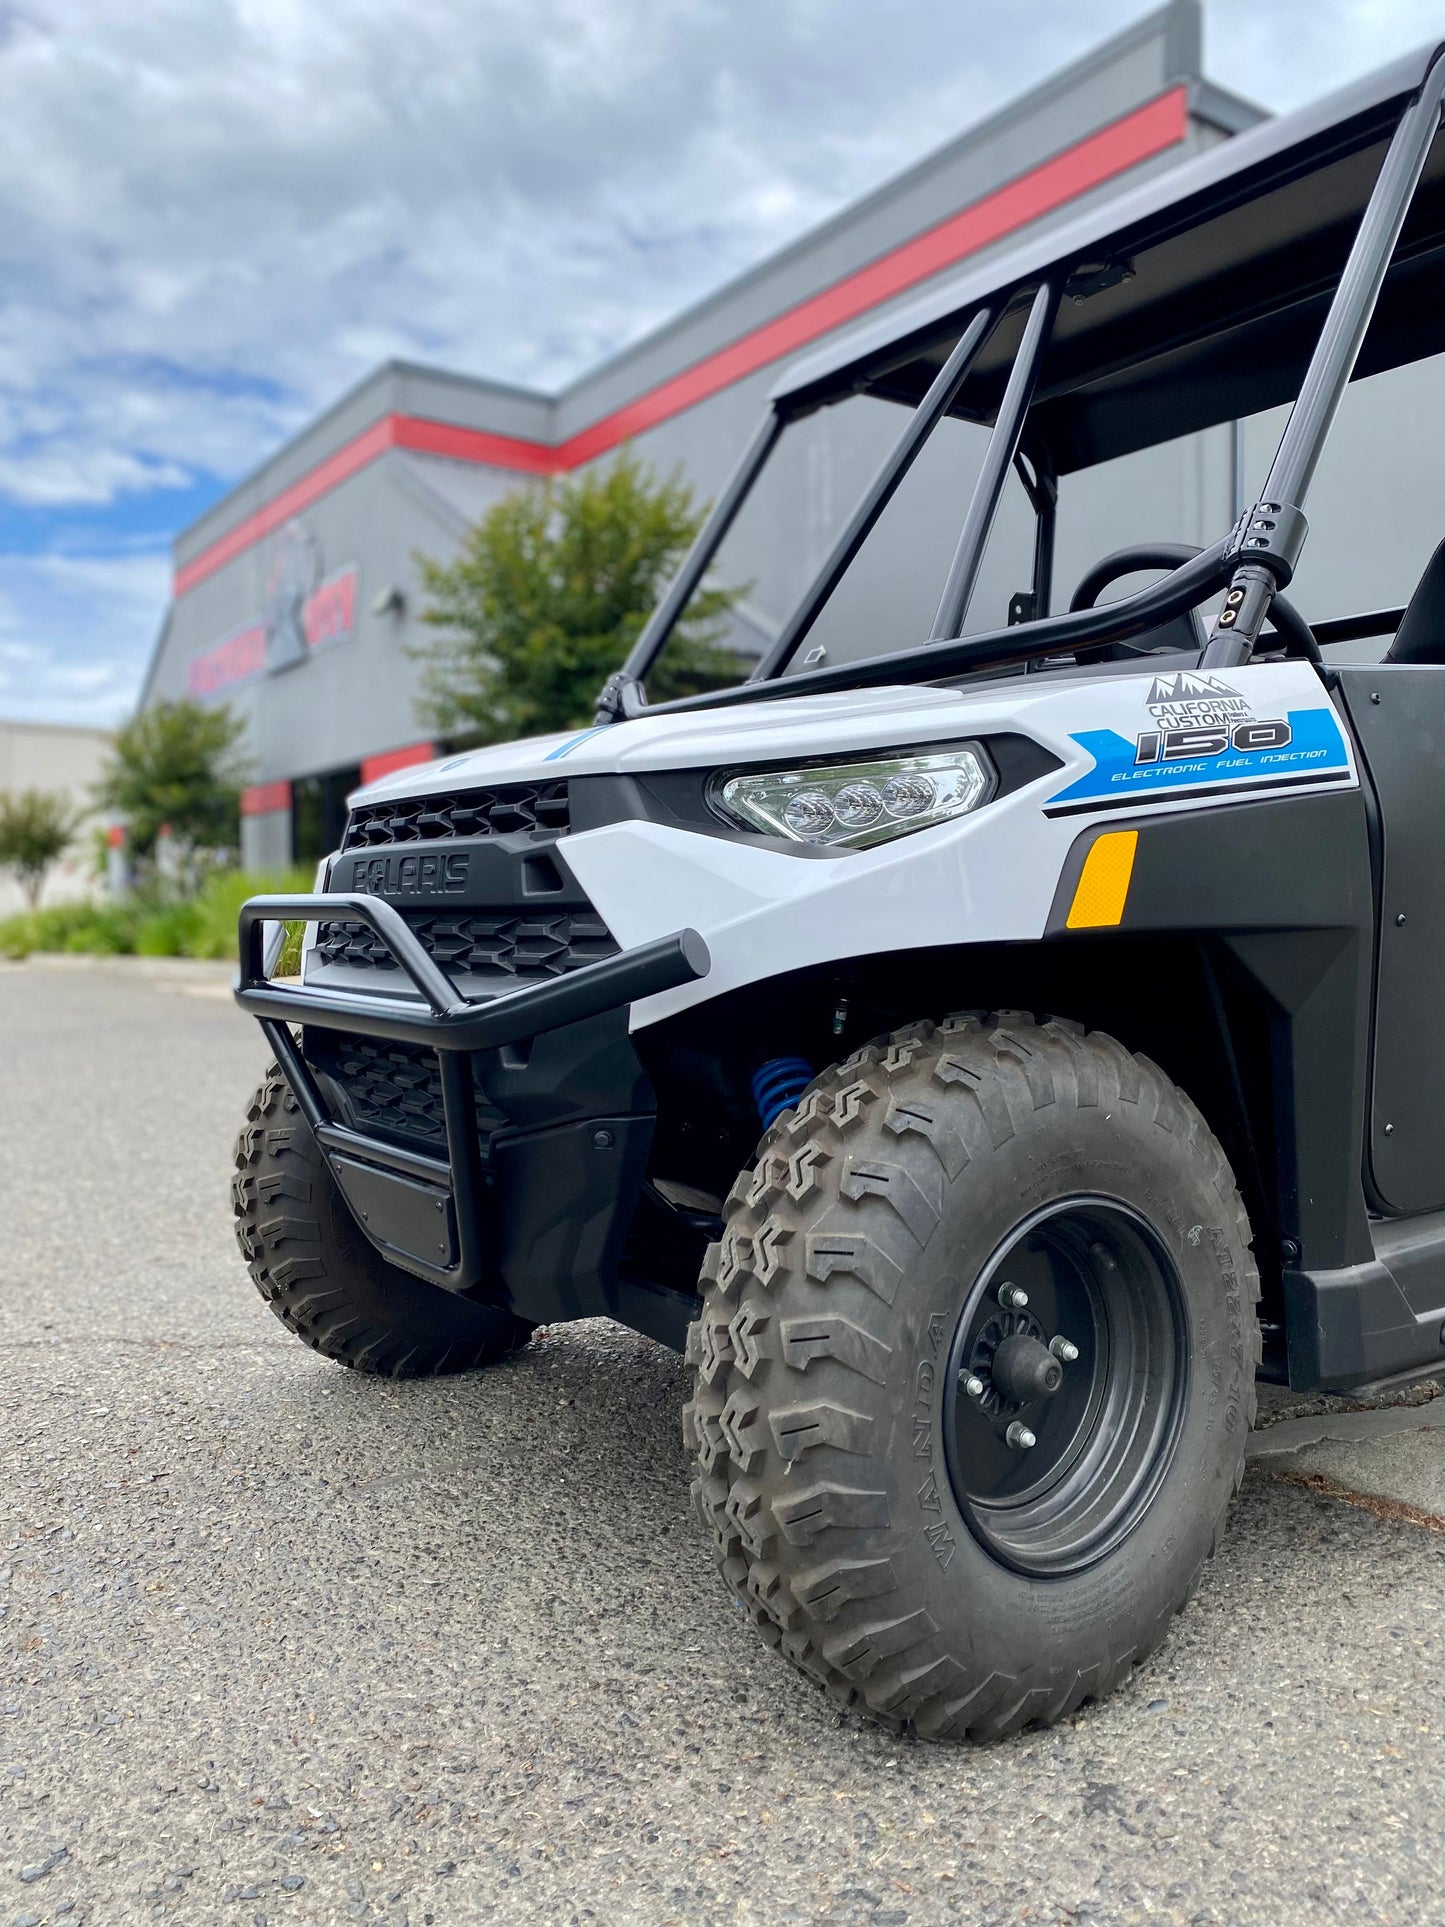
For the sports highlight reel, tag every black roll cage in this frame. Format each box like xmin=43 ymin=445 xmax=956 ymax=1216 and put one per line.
xmin=594 ymin=47 xmax=1445 ymax=725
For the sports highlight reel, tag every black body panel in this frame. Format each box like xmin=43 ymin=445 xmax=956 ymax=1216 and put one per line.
xmin=1335 ymin=665 xmax=1445 ymax=1214
xmin=489 ymin=1113 xmax=655 ymax=1327
xmin=330 ymin=1153 xmax=457 ymax=1274
xmin=1051 ymin=789 xmax=1378 ymax=1277
xmin=1047 ymin=787 xmax=1445 ymax=1388
xmin=1285 ymin=1210 xmax=1445 ymax=1388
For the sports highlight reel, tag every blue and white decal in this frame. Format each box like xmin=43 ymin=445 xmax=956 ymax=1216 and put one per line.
xmin=544 ymin=726 xmax=610 ymax=761
xmin=1046 ymin=672 xmax=1351 ymax=816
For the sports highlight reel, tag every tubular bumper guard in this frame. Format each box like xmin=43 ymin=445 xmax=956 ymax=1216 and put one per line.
xmin=235 ymin=893 xmax=709 ymax=1293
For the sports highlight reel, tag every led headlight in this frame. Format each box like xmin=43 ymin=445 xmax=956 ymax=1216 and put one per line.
xmin=713 ymin=745 xmax=992 ymax=850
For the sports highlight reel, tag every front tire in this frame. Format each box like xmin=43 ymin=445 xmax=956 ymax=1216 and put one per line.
xmin=233 ymin=1065 xmax=530 ymax=1376
xmin=685 ymin=1012 xmax=1258 ymax=1740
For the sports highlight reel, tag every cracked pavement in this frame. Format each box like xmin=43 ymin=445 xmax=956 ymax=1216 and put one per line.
xmin=1 ymin=957 xmax=1442 ymax=1926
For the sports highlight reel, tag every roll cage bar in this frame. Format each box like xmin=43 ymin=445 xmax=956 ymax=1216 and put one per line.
xmin=595 ymin=44 xmax=1445 ymax=725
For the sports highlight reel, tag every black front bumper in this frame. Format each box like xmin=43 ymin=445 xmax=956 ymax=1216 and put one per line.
xmin=235 ymin=893 xmax=709 ymax=1342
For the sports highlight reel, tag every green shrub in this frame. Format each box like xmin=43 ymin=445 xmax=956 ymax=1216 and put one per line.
xmin=61 ymin=903 xmax=147 ymax=954
xmin=0 ymin=868 xmax=313 ymax=962
xmin=0 ymin=911 xmax=40 ymax=959
xmin=93 ymin=698 xmax=248 ymax=868
xmin=274 ymin=922 xmax=305 ymax=977
xmin=0 ymin=900 xmax=140 ymax=958
xmin=415 ymin=446 xmax=744 ymax=740
xmin=177 ymin=867 xmax=311 ymax=961
xmin=134 ymin=902 xmax=203 ymax=956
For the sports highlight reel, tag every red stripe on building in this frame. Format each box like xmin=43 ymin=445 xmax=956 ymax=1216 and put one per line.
xmin=241 ymin=779 xmax=294 ymax=817
xmin=173 ymin=416 xmax=554 ymax=597
xmin=174 ymin=87 xmax=1188 ymax=601
xmin=175 ymin=419 xmax=396 ymax=597
xmin=390 ymin=416 xmax=556 ymax=471
xmin=360 ymin=742 xmax=438 ymax=785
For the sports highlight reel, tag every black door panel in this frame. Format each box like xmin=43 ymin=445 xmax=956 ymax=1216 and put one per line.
xmin=1336 ymin=665 xmax=1445 ymax=1215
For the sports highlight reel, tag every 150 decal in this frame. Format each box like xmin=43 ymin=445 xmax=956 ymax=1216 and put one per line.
xmin=1047 ymin=675 xmax=1351 ymax=812
xmin=1135 ymin=718 xmax=1293 ymax=763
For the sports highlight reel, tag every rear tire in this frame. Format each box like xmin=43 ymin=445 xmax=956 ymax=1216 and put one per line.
xmin=684 ymin=1012 xmax=1258 ymax=1740
xmin=233 ymin=1065 xmax=530 ymax=1376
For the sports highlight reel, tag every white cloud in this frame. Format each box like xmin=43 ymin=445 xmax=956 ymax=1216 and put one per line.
xmin=0 ymin=0 xmax=1439 ymax=720
xmin=0 ymin=447 xmax=190 ymax=507
xmin=0 ymin=549 xmax=171 ymax=725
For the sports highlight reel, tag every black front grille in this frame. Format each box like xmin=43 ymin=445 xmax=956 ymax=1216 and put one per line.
xmin=320 ymin=1037 xmax=446 ymax=1143
xmin=342 ymin=780 xmax=570 ymax=851
xmin=315 ymin=908 xmax=618 ymax=982
xmin=307 ymin=1035 xmax=504 ymax=1149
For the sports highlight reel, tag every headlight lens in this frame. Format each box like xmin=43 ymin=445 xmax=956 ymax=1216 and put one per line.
xmin=714 ymin=746 xmax=992 ymax=849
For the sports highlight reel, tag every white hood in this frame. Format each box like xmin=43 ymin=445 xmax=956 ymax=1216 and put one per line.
xmin=351 ymin=683 xmax=1012 ymax=807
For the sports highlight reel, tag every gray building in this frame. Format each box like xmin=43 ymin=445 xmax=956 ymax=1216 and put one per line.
xmin=139 ymin=4 xmax=1440 ymax=870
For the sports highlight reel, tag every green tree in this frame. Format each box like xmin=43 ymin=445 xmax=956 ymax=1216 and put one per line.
xmin=414 ymin=448 xmax=744 ymax=742
xmin=0 ymin=789 xmax=78 ymax=909
xmin=95 ymin=699 xmax=249 ymax=873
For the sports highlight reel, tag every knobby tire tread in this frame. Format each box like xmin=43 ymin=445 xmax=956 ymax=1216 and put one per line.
xmin=684 ymin=1012 xmax=1260 ymax=1742
xmin=233 ymin=1064 xmax=528 ymax=1377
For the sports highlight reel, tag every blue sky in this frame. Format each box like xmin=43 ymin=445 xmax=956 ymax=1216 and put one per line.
xmin=0 ymin=0 xmax=1438 ymax=727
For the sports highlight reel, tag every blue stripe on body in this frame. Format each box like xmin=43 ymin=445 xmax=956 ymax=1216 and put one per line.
xmin=544 ymin=727 xmax=609 ymax=762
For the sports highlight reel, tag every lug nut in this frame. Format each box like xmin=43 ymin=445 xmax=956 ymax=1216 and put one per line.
xmin=1049 ymin=1336 xmax=1079 ymax=1363
xmin=997 ymin=1282 xmax=1029 ymax=1310
xmin=959 ymin=1373 xmax=985 ymax=1399
xmin=1005 ymin=1420 xmax=1037 ymax=1451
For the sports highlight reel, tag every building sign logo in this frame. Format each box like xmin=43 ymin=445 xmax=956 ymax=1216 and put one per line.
xmin=186 ymin=521 xmax=358 ymax=698
xmin=186 ymin=620 xmax=268 ymax=699
xmin=263 ymin=521 xmax=322 ymax=672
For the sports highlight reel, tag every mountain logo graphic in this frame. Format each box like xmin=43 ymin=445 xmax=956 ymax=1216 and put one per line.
xmin=1147 ymin=671 xmax=1252 ymax=728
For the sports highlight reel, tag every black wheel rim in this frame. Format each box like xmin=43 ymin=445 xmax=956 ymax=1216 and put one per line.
xmin=941 ymin=1196 xmax=1190 ymax=1578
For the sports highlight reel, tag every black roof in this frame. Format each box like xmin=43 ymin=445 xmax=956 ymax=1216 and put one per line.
xmin=770 ymin=43 xmax=1445 ymax=474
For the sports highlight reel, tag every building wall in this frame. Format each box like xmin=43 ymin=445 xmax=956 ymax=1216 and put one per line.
xmin=0 ymin=720 xmax=113 ymax=914
xmin=143 ymin=0 xmax=1284 ymax=868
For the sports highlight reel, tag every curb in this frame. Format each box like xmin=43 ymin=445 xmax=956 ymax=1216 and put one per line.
xmin=3 ymin=953 xmax=235 ymax=984
xmin=1248 ymin=1393 xmax=1445 ymax=1458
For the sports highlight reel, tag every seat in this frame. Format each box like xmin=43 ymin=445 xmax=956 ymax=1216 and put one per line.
xmin=1385 ymin=537 xmax=1445 ymax=663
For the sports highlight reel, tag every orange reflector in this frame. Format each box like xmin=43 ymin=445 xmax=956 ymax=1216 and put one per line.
xmin=1066 ymin=830 xmax=1138 ymax=929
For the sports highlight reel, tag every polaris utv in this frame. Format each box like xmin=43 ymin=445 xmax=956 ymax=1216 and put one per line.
xmin=234 ymin=42 xmax=1445 ymax=1739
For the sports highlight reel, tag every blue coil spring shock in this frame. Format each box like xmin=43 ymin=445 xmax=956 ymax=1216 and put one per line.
xmin=752 ymin=1056 xmax=814 ymax=1129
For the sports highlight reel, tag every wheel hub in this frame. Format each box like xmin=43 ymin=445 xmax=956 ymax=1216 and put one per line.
xmin=942 ymin=1196 xmax=1190 ymax=1577
xmin=990 ymin=1331 xmax=1065 ymax=1405
xmin=965 ymin=1306 xmax=1046 ymax=1414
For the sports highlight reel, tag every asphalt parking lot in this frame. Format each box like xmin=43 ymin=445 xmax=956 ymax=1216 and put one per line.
xmin=1 ymin=959 xmax=1442 ymax=1927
